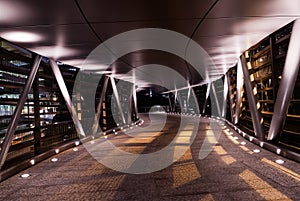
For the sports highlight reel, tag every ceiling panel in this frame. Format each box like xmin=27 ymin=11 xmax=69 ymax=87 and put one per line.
xmin=78 ymin=0 xmax=215 ymax=22
xmin=0 ymin=24 xmax=99 ymax=61
xmin=208 ymin=0 xmax=300 ymax=18
xmin=0 ymin=0 xmax=84 ymax=28
xmin=92 ymin=20 xmax=199 ymax=41
xmin=194 ymin=17 xmax=296 ymax=37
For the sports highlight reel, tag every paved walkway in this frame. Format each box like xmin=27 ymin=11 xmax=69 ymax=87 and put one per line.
xmin=0 ymin=114 xmax=299 ymax=201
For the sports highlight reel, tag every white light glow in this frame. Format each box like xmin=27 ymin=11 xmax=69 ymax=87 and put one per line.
xmin=55 ymin=149 xmax=59 ymax=154
xmin=275 ymin=159 xmax=284 ymax=164
xmin=73 ymin=148 xmax=78 ymax=152
xmin=21 ymin=173 xmax=30 ymax=178
xmin=51 ymin=158 xmax=58 ymax=162
xmin=253 ymin=149 xmax=260 ymax=153
xmin=234 ymin=137 xmax=239 ymax=140
xmin=30 ymin=159 xmax=35 ymax=165
xmin=240 ymin=141 xmax=246 ymax=145
xmin=30 ymin=46 xmax=79 ymax=60
xmin=75 ymin=141 xmax=80 ymax=146
xmin=90 ymin=140 xmax=95 ymax=144
xmin=276 ymin=149 xmax=281 ymax=154
xmin=260 ymin=142 xmax=264 ymax=147
xmin=1 ymin=31 xmax=42 ymax=43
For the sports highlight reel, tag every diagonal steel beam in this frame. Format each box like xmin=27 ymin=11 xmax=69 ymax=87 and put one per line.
xmin=235 ymin=59 xmax=244 ymax=124
xmin=0 ymin=55 xmax=42 ymax=170
xmin=240 ymin=55 xmax=265 ymax=140
xmin=49 ymin=59 xmax=85 ymax=137
xmin=92 ymin=76 xmax=109 ymax=135
xmin=268 ymin=19 xmax=300 ymax=141
xmin=110 ymin=76 xmax=126 ymax=124
xmin=132 ymin=84 xmax=138 ymax=119
xmin=202 ymin=83 xmax=211 ymax=114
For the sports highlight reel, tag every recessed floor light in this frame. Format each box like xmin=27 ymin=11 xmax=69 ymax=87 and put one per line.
xmin=234 ymin=137 xmax=239 ymax=140
xmin=21 ymin=173 xmax=30 ymax=178
xmin=240 ymin=141 xmax=246 ymax=145
xmin=73 ymin=148 xmax=78 ymax=152
xmin=253 ymin=149 xmax=260 ymax=153
xmin=51 ymin=158 xmax=58 ymax=162
xmin=275 ymin=159 xmax=284 ymax=164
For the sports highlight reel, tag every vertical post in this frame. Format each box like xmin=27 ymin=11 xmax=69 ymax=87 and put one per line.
xmin=203 ymin=83 xmax=211 ymax=114
xmin=211 ymin=82 xmax=221 ymax=117
xmin=167 ymin=93 xmax=172 ymax=112
xmin=91 ymin=76 xmax=109 ymax=135
xmin=240 ymin=55 xmax=265 ymax=140
xmin=222 ymin=75 xmax=229 ymax=118
xmin=268 ymin=19 xmax=300 ymax=141
xmin=33 ymin=70 xmax=41 ymax=155
xmin=191 ymin=88 xmax=200 ymax=114
xmin=0 ymin=55 xmax=42 ymax=170
xmin=132 ymin=84 xmax=138 ymax=120
xmin=173 ymin=90 xmax=178 ymax=112
xmin=235 ymin=59 xmax=244 ymax=124
xmin=49 ymin=59 xmax=85 ymax=137
xmin=226 ymin=72 xmax=235 ymax=122
xmin=110 ymin=76 xmax=126 ymax=124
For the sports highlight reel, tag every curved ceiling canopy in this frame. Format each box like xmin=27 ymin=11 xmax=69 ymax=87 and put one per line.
xmin=0 ymin=0 xmax=299 ymax=90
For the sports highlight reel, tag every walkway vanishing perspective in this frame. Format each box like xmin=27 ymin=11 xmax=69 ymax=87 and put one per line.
xmin=0 ymin=114 xmax=299 ymax=201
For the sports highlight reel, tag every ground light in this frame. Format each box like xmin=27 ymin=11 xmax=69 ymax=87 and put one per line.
xmin=253 ymin=149 xmax=261 ymax=153
xmin=275 ymin=159 xmax=284 ymax=164
xmin=51 ymin=158 xmax=58 ymax=162
xmin=21 ymin=173 xmax=30 ymax=178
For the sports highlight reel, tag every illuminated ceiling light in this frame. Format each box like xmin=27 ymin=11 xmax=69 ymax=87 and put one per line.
xmin=275 ymin=159 xmax=284 ymax=164
xmin=249 ymin=136 xmax=254 ymax=142
xmin=242 ymin=133 xmax=246 ymax=137
xmin=75 ymin=141 xmax=80 ymax=146
xmin=240 ymin=141 xmax=246 ymax=145
xmin=1 ymin=31 xmax=42 ymax=43
xmin=253 ymin=149 xmax=260 ymax=153
xmin=73 ymin=148 xmax=78 ymax=152
xmin=30 ymin=159 xmax=35 ymax=165
xmin=113 ymin=129 xmax=115 ymax=132
xmin=55 ymin=149 xmax=59 ymax=154
xmin=51 ymin=158 xmax=58 ymax=162
xmin=21 ymin=173 xmax=30 ymax=178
